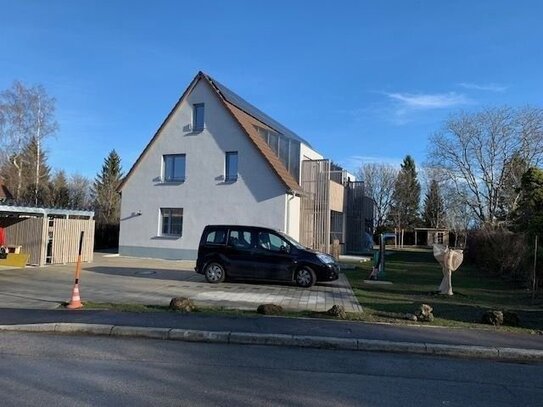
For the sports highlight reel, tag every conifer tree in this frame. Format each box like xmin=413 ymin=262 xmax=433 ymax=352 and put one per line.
xmin=50 ymin=170 xmax=70 ymax=208
xmin=513 ymin=167 xmax=543 ymax=235
xmin=92 ymin=150 xmax=123 ymax=225
xmin=423 ymin=179 xmax=445 ymax=228
xmin=389 ymin=155 xmax=421 ymax=230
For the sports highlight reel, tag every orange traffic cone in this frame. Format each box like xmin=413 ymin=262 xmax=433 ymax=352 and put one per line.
xmin=66 ymin=283 xmax=83 ymax=309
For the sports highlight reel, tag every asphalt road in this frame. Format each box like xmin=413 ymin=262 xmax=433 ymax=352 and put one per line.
xmin=0 ymin=332 xmax=542 ymax=406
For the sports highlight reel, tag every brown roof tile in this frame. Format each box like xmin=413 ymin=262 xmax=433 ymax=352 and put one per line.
xmin=222 ymin=101 xmax=302 ymax=193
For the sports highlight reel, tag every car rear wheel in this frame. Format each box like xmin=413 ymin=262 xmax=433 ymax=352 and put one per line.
xmin=204 ymin=262 xmax=226 ymax=284
xmin=295 ymin=267 xmax=316 ymax=288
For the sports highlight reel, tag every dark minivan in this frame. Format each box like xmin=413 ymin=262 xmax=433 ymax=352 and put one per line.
xmin=195 ymin=225 xmax=340 ymax=288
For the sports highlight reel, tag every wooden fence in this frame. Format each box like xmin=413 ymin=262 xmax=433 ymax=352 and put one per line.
xmin=2 ymin=218 xmax=45 ymax=265
xmin=1 ymin=217 xmax=95 ymax=266
xmin=52 ymin=218 xmax=95 ymax=264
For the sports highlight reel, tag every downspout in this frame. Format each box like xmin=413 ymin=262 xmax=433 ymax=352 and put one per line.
xmin=286 ymin=191 xmax=295 ymax=236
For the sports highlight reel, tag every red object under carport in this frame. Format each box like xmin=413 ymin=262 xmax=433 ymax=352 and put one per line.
xmin=0 ymin=227 xmax=5 ymax=246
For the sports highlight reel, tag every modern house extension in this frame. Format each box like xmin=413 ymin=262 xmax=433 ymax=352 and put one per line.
xmin=118 ymin=72 xmax=373 ymax=260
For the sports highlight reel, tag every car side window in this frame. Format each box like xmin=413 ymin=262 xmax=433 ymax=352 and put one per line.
xmin=205 ymin=229 xmax=227 ymax=245
xmin=258 ymin=232 xmax=290 ymax=253
xmin=228 ymin=230 xmax=253 ymax=249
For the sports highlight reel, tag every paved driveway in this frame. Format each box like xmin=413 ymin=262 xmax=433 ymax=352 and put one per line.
xmin=0 ymin=253 xmax=362 ymax=312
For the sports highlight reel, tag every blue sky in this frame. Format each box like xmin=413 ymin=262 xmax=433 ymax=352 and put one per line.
xmin=1 ymin=0 xmax=542 ymax=179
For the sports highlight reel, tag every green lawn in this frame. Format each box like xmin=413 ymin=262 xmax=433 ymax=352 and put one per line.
xmin=343 ymin=249 xmax=543 ymax=332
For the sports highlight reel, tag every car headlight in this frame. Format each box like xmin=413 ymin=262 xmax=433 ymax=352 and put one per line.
xmin=317 ymin=253 xmax=335 ymax=264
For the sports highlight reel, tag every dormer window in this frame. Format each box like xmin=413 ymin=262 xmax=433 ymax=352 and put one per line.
xmin=193 ymin=103 xmax=205 ymax=131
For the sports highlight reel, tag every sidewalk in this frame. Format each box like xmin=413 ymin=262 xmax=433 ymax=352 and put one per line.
xmin=0 ymin=307 xmax=542 ymax=362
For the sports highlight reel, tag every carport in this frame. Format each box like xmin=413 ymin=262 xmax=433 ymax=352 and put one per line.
xmin=0 ymin=205 xmax=95 ymax=266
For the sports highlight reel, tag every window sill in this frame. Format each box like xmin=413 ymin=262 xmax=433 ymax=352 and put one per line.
xmin=155 ymin=180 xmax=186 ymax=185
xmin=152 ymin=235 xmax=181 ymax=240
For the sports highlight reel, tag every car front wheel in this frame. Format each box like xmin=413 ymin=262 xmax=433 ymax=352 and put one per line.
xmin=295 ymin=267 xmax=316 ymax=288
xmin=204 ymin=262 xmax=226 ymax=284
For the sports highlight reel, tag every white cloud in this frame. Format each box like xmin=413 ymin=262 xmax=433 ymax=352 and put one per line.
xmin=341 ymin=155 xmax=403 ymax=171
xmin=385 ymin=92 xmax=472 ymax=109
xmin=458 ymin=82 xmax=508 ymax=92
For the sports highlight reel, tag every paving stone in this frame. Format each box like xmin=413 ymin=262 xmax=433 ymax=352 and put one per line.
xmin=0 ymin=253 xmax=363 ymax=313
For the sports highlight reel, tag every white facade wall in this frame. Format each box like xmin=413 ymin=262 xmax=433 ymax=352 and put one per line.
xmin=284 ymin=194 xmax=301 ymax=241
xmin=300 ymin=143 xmax=324 ymax=162
xmin=119 ymin=79 xmax=288 ymax=259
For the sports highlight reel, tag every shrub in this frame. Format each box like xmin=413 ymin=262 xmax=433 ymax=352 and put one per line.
xmin=466 ymin=228 xmax=529 ymax=285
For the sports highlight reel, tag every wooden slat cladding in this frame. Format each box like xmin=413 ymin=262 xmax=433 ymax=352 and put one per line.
xmin=2 ymin=218 xmax=45 ymax=265
xmin=52 ymin=219 xmax=95 ymax=264
xmin=329 ymin=180 xmax=345 ymax=212
xmin=300 ymin=160 xmax=331 ymax=254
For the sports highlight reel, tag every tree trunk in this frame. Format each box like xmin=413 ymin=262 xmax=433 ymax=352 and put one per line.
xmin=35 ymin=98 xmax=42 ymax=206
xmin=12 ymin=157 xmax=22 ymax=201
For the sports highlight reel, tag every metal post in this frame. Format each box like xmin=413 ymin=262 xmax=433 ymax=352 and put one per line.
xmin=533 ymin=235 xmax=538 ymax=304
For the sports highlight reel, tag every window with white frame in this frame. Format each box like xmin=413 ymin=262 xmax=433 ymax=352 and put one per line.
xmin=193 ymin=103 xmax=205 ymax=131
xmin=225 ymin=151 xmax=238 ymax=182
xmin=163 ymin=154 xmax=185 ymax=182
xmin=160 ymin=208 xmax=183 ymax=236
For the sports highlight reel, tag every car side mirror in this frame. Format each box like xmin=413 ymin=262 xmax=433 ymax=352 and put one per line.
xmin=280 ymin=245 xmax=289 ymax=253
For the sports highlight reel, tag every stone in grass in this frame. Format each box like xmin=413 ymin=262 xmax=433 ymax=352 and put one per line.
xmin=257 ymin=304 xmax=283 ymax=315
xmin=327 ymin=305 xmax=347 ymax=320
xmin=404 ymin=313 xmax=418 ymax=322
xmin=415 ymin=304 xmax=434 ymax=322
xmin=481 ymin=310 xmax=504 ymax=326
xmin=169 ymin=297 xmax=195 ymax=312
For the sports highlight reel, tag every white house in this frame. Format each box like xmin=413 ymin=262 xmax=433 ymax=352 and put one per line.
xmin=118 ymin=72 xmax=371 ymax=260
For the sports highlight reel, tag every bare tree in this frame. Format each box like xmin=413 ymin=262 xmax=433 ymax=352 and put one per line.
xmin=356 ymin=163 xmax=398 ymax=229
xmin=68 ymin=174 xmax=92 ymax=209
xmin=0 ymin=82 xmax=31 ymax=200
xmin=27 ymin=85 xmax=58 ymax=205
xmin=0 ymin=81 xmax=57 ymax=204
xmin=427 ymin=106 xmax=543 ymax=227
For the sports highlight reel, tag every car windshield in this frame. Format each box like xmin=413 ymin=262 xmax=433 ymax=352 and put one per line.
xmin=277 ymin=232 xmax=305 ymax=249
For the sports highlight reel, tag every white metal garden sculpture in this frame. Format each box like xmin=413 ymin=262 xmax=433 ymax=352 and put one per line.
xmin=433 ymin=244 xmax=464 ymax=295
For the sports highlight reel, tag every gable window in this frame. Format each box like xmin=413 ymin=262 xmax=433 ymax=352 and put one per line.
xmin=193 ymin=103 xmax=205 ymax=131
xmin=160 ymin=208 xmax=183 ymax=236
xmin=225 ymin=151 xmax=238 ymax=182
xmin=163 ymin=154 xmax=186 ymax=182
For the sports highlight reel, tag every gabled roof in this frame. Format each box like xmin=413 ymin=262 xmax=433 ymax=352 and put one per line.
xmin=204 ymin=74 xmax=312 ymax=148
xmin=119 ymin=72 xmax=304 ymax=193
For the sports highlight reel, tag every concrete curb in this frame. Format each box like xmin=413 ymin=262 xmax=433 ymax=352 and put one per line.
xmin=0 ymin=323 xmax=542 ymax=362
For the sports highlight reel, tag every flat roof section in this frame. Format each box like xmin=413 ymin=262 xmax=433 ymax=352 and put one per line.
xmin=0 ymin=205 xmax=94 ymax=218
